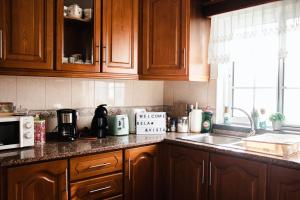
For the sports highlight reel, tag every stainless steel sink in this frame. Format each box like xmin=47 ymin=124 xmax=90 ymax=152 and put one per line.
xmin=178 ymin=134 xmax=242 ymax=145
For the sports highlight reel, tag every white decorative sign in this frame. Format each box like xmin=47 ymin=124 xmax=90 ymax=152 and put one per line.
xmin=136 ymin=112 xmax=166 ymax=134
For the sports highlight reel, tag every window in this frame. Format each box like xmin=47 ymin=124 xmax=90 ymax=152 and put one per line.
xmin=229 ymin=28 xmax=278 ymax=123
xmin=210 ymin=1 xmax=300 ymax=127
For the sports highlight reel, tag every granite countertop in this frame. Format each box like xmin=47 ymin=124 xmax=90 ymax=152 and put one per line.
xmin=1 ymin=133 xmax=300 ymax=169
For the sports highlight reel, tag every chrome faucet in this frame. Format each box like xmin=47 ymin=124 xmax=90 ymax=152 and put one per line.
xmin=231 ymin=107 xmax=256 ymax=136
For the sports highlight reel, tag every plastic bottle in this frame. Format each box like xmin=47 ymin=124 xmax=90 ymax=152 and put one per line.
xmin=224 ymin=106 xmax=231 ymax=125
xmin=259 ymin=108 xmax=267 ymax=130
xmin=189 ymin=102 xmax=202 ymax=133
xmin=201 ymin=110 xmax=213 ymax=133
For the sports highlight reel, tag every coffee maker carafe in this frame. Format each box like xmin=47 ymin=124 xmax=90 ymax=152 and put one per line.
xmin=57 ymin=109 xmax=77 ymax=141
xmin=91 ymin=104 xmax=109 ymax=138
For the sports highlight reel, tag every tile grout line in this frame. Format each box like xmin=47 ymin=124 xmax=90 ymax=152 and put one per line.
xmin=44 ymin=77 xmax=46 ymax=110
xmin=71 ymin=78 xmax=73 ymax=109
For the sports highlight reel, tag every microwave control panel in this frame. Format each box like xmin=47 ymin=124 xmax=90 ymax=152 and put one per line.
xmin=20 ymin=116 xmax=34 ymax=147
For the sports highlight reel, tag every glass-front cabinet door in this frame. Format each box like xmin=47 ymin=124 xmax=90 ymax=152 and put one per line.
xmin=56 ymin=0 xmax=100 ymax=72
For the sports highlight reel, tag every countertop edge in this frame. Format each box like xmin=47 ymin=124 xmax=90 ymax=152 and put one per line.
xmin=2 ymin=134 xmax=300 ymax=170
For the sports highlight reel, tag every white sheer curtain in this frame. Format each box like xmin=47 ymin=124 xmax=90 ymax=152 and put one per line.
xmin=208 ymin=0 xmax=300 ymax=65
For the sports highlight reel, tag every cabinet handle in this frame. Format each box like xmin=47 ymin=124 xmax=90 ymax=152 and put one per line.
xmin=95 ymin=45 xmax=100 ymax=62
xmin=128 ymin=158 xmax=131 ymax=181
xmin=0 ymin=29 xmax=2 ymax=59
xmin=89 ymin=185 xmax=111 ymax=194
xmin=202 ymin=160 xmax=205 ymax=184
xmin=182 ymin=48 xmax=186 ymax=69
xmin=103 ymin=46 xmax=106 ymax=64
xmin=209 ymin=162 xmax=212 ymax=186
xmin=65 ymin=168 xmax=68 ymax=194
xmin=88 ymin=162 xmax=111 ymax=169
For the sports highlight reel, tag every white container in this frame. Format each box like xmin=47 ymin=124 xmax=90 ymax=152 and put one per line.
xmin=189 ymin=109 xmax=202 ymax=133
xmin=84 ymin=8 xmax=93 ymax=20
xmin=67 ymin=4 xmax=82 ymax=19
xmin=127 ymin=108 xmax=146 ymax=133
xmin=177 ymin=116 xmax=189 ymax=133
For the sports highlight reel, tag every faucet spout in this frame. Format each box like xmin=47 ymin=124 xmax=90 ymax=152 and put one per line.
xmin=231 ymin=107 xmax=256 ymax=136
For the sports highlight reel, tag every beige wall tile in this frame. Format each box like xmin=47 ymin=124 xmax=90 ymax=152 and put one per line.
xmin=72 ymin=79 xmax=95 ymax=108
xmin=189 ymin=81 xmax=209 ymax=106
xmin=172 ymin=81 xmax=191 ymax=103
xmin=150 ymin=81 xmax=164 ymax=105
xmin=114 ymin=80 xmax=133 ymax=106
xmin=95 ymin=79 xmax=115 ymax=107
xmin=17 ymin=76 xmax=46 ymax=110
xmin=0 ymin=76 xmax=17 ymax=104
xmin=45 ymin=77 xmax=71 ymax=109
xmin=133 ymin=80 xmax=163 ymax=106
xmin=164 ymin=81 xmax=211 ymax=107
xmin=163 ymin=84 xmax=174 ymax=106
xmin=207 ymin=80 xmax=217 ymax=108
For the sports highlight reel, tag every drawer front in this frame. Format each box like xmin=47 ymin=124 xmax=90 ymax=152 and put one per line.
xmin=71 ymin=173 xmax=123 ymax=200
xmin=70 ymin=150 xmax=122 ymax=181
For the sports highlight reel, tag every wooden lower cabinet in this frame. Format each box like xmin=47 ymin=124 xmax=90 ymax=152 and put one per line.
xmin=70 ymin=173 xmax=123 ymax=200
xmin=269 ymin=165 xmax=300 ymax=200
xmin=210 ymin=153 xmax=267 ymax=200
xmin=124 ymin=144 xmax=162 ymax=200
xmin=166 ymin=145 xmax=209 ymax=200
xmin=7 ymin=160 xmax=68 ymax=200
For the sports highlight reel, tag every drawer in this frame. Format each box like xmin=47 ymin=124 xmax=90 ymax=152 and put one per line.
xmin=71 ymin=173 xmax=123 ymax=200
xmin=70 ymin=150 xmax=122 ymax=181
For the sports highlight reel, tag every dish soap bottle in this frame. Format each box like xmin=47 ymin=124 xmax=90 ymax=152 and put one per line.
xmin=201 ymin=109 xmax=213 ymax=133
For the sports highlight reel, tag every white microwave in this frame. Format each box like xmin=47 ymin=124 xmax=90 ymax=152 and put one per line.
xmin=0 ymin=116 xmax=34 ymax=150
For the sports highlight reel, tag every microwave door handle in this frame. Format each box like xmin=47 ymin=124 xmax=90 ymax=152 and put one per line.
xmin=19 ymin=117 xmax=24 ymax=147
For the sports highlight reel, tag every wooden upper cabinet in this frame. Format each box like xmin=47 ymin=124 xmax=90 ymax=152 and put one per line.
xmin=56 ymin=0 xmax=100 ymax=72
xmin=102 ymin=0 xmax=138 ymax=74
xmin=7 ymin=160 xmax=68 ymax=200
xmin=140 ymin=0 xmax=210 ymax=81
xmin=124 ymin=144 xmax=161 ymax=200
xmin=166 ymin=145 xmax=209 ymax=200
xmin=269 ymin=165 xmax=300 ymax=200
xmin=210 ymin=153 xmax=267 ymax=200
xmin=141 ymin=0 xmax=186 ymax=76
xmin=0 ymin=0 xmax=54 ymax=70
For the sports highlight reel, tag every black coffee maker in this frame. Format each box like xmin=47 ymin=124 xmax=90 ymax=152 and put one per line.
xmin=91 ymin=104 xmax=109 ymax=138
xmin=57 ymin=109 xmax=77 ymax=141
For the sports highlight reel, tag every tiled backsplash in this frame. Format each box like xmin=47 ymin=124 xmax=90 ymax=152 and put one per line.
xmin=0 ymin=75 xmax=216 ymax=130
xmin=0 ymin=76 xmax=164 ymax=110
xmin=163 ymin=80 xmax=216 ymax=109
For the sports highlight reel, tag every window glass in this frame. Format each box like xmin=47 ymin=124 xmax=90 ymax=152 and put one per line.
xmin=283 ymin=89 xmax=300 ymax=124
